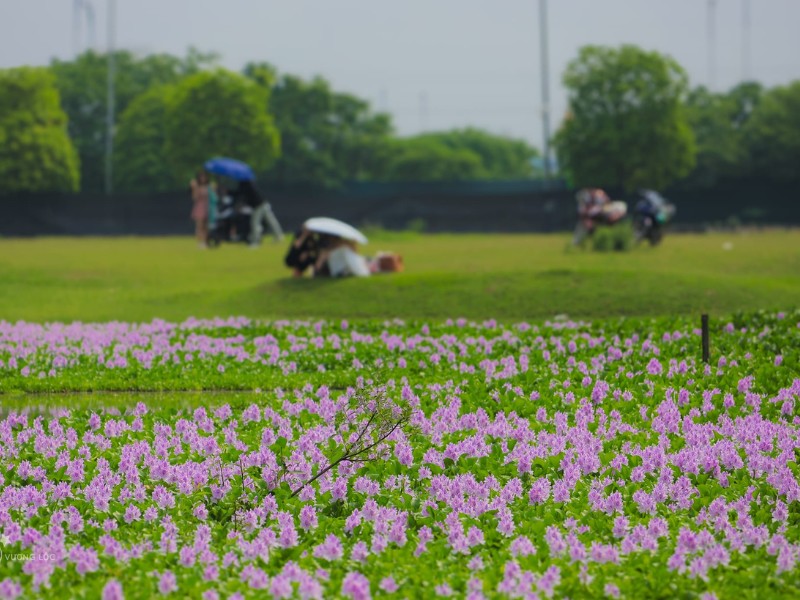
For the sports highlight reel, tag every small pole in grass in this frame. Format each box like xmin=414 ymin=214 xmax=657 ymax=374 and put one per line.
xmin=701 ymin=314 xmax=710 ymax=364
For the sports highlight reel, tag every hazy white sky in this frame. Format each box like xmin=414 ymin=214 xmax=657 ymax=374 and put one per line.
xmin=2 ymin=0 xmax=799 ymax=148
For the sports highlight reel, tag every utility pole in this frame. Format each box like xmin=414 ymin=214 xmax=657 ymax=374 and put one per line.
xmin=539 ymin=0 xmax=552 ymax=179
xmin=73 ymin=0 xmax=84 ymax=57
xmin=742 ymin=0 xmax=751 ymax=81
xmin=707 ymin=0 xmax=717 ymax=90
xmin=105 ymin=0 xmax=116 ymax=195
xmin=84 ymin=1 xmax=96 ymax=50
xmin=84 ymin=0 xmax=97 ymax=50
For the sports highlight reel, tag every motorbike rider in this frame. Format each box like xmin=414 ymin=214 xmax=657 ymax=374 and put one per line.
xmin=633 ymin=190 xmax=676 ymax=245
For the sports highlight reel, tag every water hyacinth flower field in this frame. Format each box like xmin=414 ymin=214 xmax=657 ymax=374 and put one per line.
xmin=0 ymin=310 xmax=799 ymax=598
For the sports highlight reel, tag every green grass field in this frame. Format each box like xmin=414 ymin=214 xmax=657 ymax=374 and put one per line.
xmin=0 ymin=231 xmax=798 ymax=322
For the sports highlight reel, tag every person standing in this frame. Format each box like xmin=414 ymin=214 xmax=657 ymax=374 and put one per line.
xmin=189 ymin=170 xmax=211 ymax=248
xmin=233 ymin=180 xmax=283 ymax=246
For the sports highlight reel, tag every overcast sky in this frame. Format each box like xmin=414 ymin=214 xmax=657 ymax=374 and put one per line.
xmin=2 ymin=0 xmax=799 ymax=148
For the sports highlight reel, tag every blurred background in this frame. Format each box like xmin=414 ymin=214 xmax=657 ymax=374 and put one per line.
xmin=0 ymin=0 xmax=799 ymax=235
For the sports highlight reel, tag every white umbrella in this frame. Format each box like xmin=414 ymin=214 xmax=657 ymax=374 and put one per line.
xmin=303 ymin=217 xmax=368 ymax=245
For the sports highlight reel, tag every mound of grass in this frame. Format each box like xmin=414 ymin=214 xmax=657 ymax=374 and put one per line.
xmin=0 ymin=232 xmax=797 ymax=322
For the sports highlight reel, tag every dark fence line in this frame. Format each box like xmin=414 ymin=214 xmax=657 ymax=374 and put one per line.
xmin=1 ymin=179 xmax=797 ymax=237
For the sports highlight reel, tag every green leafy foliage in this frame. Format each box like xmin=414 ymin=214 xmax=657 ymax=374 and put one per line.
xmin=743 ymin=81 xmax=800 ymax=182
xmin=591 ymin=222 xmax=634 ymax=252
xmin=380 ymin=137 xmax=487 ymax=181
xmin=246 ymin=66 xmax=393 ymax=189
xmin=554 ymin=45 xmax=696 ymax=191
xmin=0 ymin=67 xmax=79 ymax=193
xmin=408 ymin=128 xmax=540 ymax=179
xmin=113 ymin=86 xmax=177 ymax=192
xmin=50 ymin=49 xmax=218 ymax=192
xmin=164 ymin=69 xmax=281 ymax=183
xmin=684 ymin=82 xmax=763 ymax=187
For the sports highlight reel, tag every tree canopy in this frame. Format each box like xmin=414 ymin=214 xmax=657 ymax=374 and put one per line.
xmin=113 ymin=86 xmax=177 ymax=193
xmin=2 ymin=44 xmax=795 ymax=195
xmin=164 ymin=70 xmax=281 ymax=183
xmin=684 ymin=82 xmax=763 ymax=187
xmin=410 ymin=128 xmax=539 ymax=179
xmin=0 ymin=67 xmax=79 ymax=193
xmin=554 ymin=45 xmax=696 ymax=191
xmin=743 ymin=81 xmax=800 ymax=182
xmin=246 ymin=65 xmax=394 ymax=189
xmin=379 ymin=137 xmax=486 ymax=182
xmin=50 ymin=48 xmax=218 ymax=192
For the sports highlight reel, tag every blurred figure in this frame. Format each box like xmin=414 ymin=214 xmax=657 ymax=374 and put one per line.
xmin=284 ymin=228 xmax=322 ymax=277
xmin=633 ymin=190 xmax=676 ymax=246
xmin=368 ymin=252 xmax=405 ymax=274
xmin=572 ymin=188 xmax=626 ymax=245
xmin=189 ymin=170 xmax=211 ymax=248
xmin=233 ymin=180 xmax=283 ymax=246
xmin=314 ymin=238 xmax=370 ymax=278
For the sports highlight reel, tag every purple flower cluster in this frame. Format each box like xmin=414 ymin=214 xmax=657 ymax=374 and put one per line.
xmin=0 ymin=312 xmax=797 ymax=597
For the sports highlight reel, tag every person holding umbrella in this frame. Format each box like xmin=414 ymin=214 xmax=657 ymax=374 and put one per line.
xmin=203 ymin=157 xmax=284 ymax=246
xmin=301 ymin=218 xmax=371 ymax=278
xmin=233 ymin=179 xmax=273 ymax=247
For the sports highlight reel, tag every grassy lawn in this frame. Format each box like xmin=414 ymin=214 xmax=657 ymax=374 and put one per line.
xmin=0 ymin=231 xmax=798 ymax=322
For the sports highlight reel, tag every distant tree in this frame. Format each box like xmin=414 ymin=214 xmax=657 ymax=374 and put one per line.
xmin=743 ymin=81 xmax=800 ymax=182
xmin=553 ymin=45 xmax=696 ymax=191
xmin=411 ymin=128 xmax=539 ymax=179
xmin=113 ymin=86 xmax=178 ymax=192
xmin=685 ymin=82 xmax=763 ymax=186
xmin=380 ymin=138 xmax=486 ymax=181
xmin=0 ymin=67 xmax=79 ymax=193
xmin=164 ymin=69 xmax=280 ymax=183
xmin=245 ymin=64 xmax=394 ymax=189
xmin=50 ymin=48 xmax=218 ymax=191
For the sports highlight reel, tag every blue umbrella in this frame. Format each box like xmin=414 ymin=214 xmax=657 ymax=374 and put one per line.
xmin=204 ymin=157 xmax=255 ymax=181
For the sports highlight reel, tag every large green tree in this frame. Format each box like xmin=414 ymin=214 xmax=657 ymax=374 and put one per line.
xmin=743 ymin=80 xmax=800 ymax=182
xmin=164 ymin=69 xmax=280 ymax=183
xmin=245 ymin=64 xmax=393 ymax=189
xmin=685 ymin=82 xmax=763 ymax=186
xmin=50 ymin=48 xmax=218 ymax=191
xmin=409 ymin=128 xmax=539 ymax=179
xmin=113 ymin=86 xmax=177 ymax=192
xmin=553 ymin=45 xmax=696 ymax=191
xmin=0 ymin=67 xmax=79 ymax=193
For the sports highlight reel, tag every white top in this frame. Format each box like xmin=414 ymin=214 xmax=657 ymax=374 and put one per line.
xmin=328 ymin=246 xmax=370 ymax=278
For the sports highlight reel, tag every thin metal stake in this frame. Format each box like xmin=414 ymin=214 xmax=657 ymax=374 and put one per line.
xmin=701 ymin=314 xmax=710 ymax=364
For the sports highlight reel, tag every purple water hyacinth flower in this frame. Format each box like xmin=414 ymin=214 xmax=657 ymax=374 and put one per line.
xmin=102 ymin=579 xmax=124 ymax=600
xmin=0 ymin=580 xmax=23 ymax=600
xmin=0 ymin=312 xmax=798 ymax=596
xmin=157 ymin=571 xmax=177 ymax=595
xmin=509 ymin=536 xmax=536 ymax=557
xmin=341 ymin=572 xmax=371 ymax=600
xmin=313 ymin=535 xmax=343 ymax=561
xmin=269 ymin=574 xmax=293 ymax=598
xmin=293 ymin=506 xmax=316 ymax=534
xmin=529 ymin=478 xmax=551 ymax=504
xmin=379 ymin=577 xmax=398 ymax=593
xmin=350 ymin=541 xmax=369 ymax=563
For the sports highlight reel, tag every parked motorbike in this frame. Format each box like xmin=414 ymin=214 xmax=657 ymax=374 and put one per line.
xmin=633 ymin=190 xmax=676 ymax=246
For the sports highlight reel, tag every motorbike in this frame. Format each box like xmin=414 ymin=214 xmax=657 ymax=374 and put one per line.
xmin=633 ymin=190 xmax=676 ymax=246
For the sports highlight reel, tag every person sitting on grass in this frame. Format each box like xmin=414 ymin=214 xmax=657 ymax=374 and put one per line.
xmin=313 ymin=237 xmax=370 ymax=278
xmin=284 ymin=228 xmax=321 ymax=278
